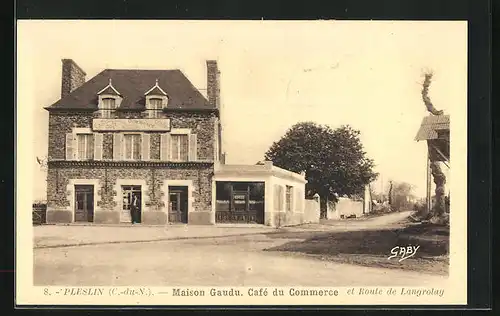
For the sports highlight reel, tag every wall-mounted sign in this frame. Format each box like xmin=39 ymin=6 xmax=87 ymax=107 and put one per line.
xmin=93 ymin=119 xmax=171 ymax=132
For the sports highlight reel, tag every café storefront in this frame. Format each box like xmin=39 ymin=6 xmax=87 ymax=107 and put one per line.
xmin=212 ymin=161 xmax=308 ymax=227
xmin=215 ymin=181 xmax=265 ymax=224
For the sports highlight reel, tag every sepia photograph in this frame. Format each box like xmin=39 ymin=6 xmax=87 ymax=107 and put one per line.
xmin=16 ymin=20 xmax=467 ymax=305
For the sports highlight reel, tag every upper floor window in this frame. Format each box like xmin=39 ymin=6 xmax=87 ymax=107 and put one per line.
xmin=144 ymin=79 xmax=168 ymax=118
xmin=149 ymin=98 xmax=163 ymax=118
xmin=101 ymin=98 xmax=116 ymax=118
xmin=170 ymin=134 xmax=189 ymax=161
xmin=77 ymin=133 xmax=94 ymax=160
xmin=97 ymin=78 xmax=122 ymax=118
xmin=123 ymin=134 xmax=142 ymax=160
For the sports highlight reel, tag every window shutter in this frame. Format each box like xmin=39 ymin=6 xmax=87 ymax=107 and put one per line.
xmin=160 ymin=133 xmax=171 ymax=161
xmin=113 ymin=133 xmax=123 ymax=161
xmin=65 ymin=133 xmax=75 ymax=160
xmin=94 ymin=133 xmax=103 ymax=160
xmin=189 ymin=134 xmax=198 ymax=161
xmin=141 ymin=133 xmax=150 ymax=161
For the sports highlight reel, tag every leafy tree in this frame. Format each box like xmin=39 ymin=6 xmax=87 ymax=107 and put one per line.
xmin=389 ymin=181 xmax=416 ymax=212
xmin=264 ymin=122 xmax=378 ymax=216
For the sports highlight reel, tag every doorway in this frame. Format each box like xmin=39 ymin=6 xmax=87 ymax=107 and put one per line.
xmin=168 ymin=186 xmax=188 ymax=223
xmin=74 ymin=185 xmax=94 ymax=222
xmin=122 ymin=185 xmax=142 ymax=223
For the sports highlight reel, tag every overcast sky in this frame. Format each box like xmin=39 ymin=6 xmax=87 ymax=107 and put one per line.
xmin=17 ymin=20 xmax=466 ymax=200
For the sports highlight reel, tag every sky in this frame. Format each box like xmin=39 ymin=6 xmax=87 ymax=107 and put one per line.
xmin=17 ymin=20 xmax=466 ymax=201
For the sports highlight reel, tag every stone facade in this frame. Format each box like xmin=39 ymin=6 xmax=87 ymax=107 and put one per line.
xmin=47 ymin=161 xmax=215 ymax=224
xmin=48 ymin=111 xmax=217 ymax=161
xmin=46 ymin=59 xmax=227 ymax=226
xmin=46 ymin=109 xmax=218 ymax=225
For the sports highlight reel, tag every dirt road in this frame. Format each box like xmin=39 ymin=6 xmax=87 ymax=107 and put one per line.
xmin=34 ymin=211 xmax=447 ymax=287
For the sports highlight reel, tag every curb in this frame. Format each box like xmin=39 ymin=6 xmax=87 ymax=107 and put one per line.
xmin=34 ymin=230 xmax=285 ymax=250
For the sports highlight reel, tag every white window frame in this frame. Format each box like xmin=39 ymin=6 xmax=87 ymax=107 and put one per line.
xmin=145 ymin=95 xmax=168 ymax=118
xmin=76 ymin=133 xmax=94 ymax=160
xmin=122 ymin=133 xmax=142 ymax=161
xmin=170 ymin=132 xmax=190 ymax=162
xmin=98 ymin=94 xmax=122 ymax=118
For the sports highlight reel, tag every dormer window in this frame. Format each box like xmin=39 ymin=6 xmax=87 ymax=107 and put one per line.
xmin=97 ymin=78 xmax=122 ymax=118
xmin=144 ymin=79 xmax=168 ymax=118
xmin=101 ymin=98 xmax=116 ymax=118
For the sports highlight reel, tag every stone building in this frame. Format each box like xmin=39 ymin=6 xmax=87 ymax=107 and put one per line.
xmin=46 ymin=59 xmax=222 ymax=225
xmin=45 ymin=59 xmax=311 ymax=227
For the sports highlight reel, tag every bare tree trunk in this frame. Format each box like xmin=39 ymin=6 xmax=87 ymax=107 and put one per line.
xmin=430 ymin=161 xmax=447 ymax=223
xmin=320 ymin=198 xmax=327 ymax=219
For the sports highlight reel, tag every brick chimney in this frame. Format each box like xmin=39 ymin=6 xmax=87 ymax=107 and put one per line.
xmin=61 ymin=59 xmax=86 ymax=99
xmin=206 ymin=60 xmax=220 ymax=108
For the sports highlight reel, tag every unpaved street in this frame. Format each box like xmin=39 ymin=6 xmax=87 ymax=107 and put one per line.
xmin=34 ymin=211 xmax=447 ymax=287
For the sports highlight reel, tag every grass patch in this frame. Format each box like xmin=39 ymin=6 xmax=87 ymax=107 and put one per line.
xmin=264 ymin=223 xmax=449 ymax=275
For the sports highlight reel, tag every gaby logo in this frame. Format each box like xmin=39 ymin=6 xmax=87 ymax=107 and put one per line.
xmin=388 ymin=245 xmax=420 ymax=262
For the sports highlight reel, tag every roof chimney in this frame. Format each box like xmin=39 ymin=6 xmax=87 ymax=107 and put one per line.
xmin=61 ymin=59 xmax=86 ymax=99
xmin=206 ymin=60 xmax=220 ymax=108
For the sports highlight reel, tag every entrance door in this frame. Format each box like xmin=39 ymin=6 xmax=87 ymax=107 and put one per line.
xmin=169 ymin=186 xmax=188 ymax=223
xmin=232 ymin=190 xmax=249 ymax=222
xmin=122 ymin=185 xmax=142 ymax=223
xmin=75 ymin=185 xmax=94 ymax=222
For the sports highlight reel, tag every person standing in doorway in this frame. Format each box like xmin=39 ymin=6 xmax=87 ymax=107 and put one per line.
xmin=130 ymin=194 xmax=139 ymax=224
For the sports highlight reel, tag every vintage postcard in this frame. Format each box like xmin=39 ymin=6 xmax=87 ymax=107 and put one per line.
xmin=16 ymin=20 xmax=467 ymax=306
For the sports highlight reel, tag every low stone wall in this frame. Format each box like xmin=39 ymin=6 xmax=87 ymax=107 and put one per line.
xmin=326 ymin=200 xmax=340 ymax=220
xmin=303 ymin=199 xmax=320 ymax=224
xmin=336 ymin=197 xmax=364 ymax=218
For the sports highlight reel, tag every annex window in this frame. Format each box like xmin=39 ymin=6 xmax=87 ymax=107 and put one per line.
xmin=286 ymin=185 xmax=293 ymax=212
xmin=77 ymin=134 xmax=94 ymax=160
xmin=123 ymin=134 xmax=142 ymax=160
xmin=170 ymin=134 xmax=189 ymax=161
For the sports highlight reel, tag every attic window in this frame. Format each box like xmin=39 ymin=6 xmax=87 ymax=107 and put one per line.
xmin=145 ymin=79 xmax=168 ymax=118
xmin=101 ymin=98 xmax=116 ymax=118
xmin=150 ymin=98 xmax=163 ymax=110
xmin=97 ymin=78 xmax=122 ymax=118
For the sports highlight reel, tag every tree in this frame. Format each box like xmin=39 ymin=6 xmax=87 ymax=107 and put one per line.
xmin=390 ymin=181 xmax=416 ymax=212
xmin=420 ymin=70 xmax=448 ymax=224
xmin=264 ymin=122 xmax=378 ymax=217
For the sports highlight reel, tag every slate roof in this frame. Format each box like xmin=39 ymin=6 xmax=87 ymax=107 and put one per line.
xmin=415 ymin=114 xmax=450 ymax=141
xmin=46 ymin=69 xmax=212 ymax=110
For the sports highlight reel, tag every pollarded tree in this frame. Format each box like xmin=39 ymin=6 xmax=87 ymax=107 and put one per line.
xmin=264 ymin=122 xmax=378 ymax=217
